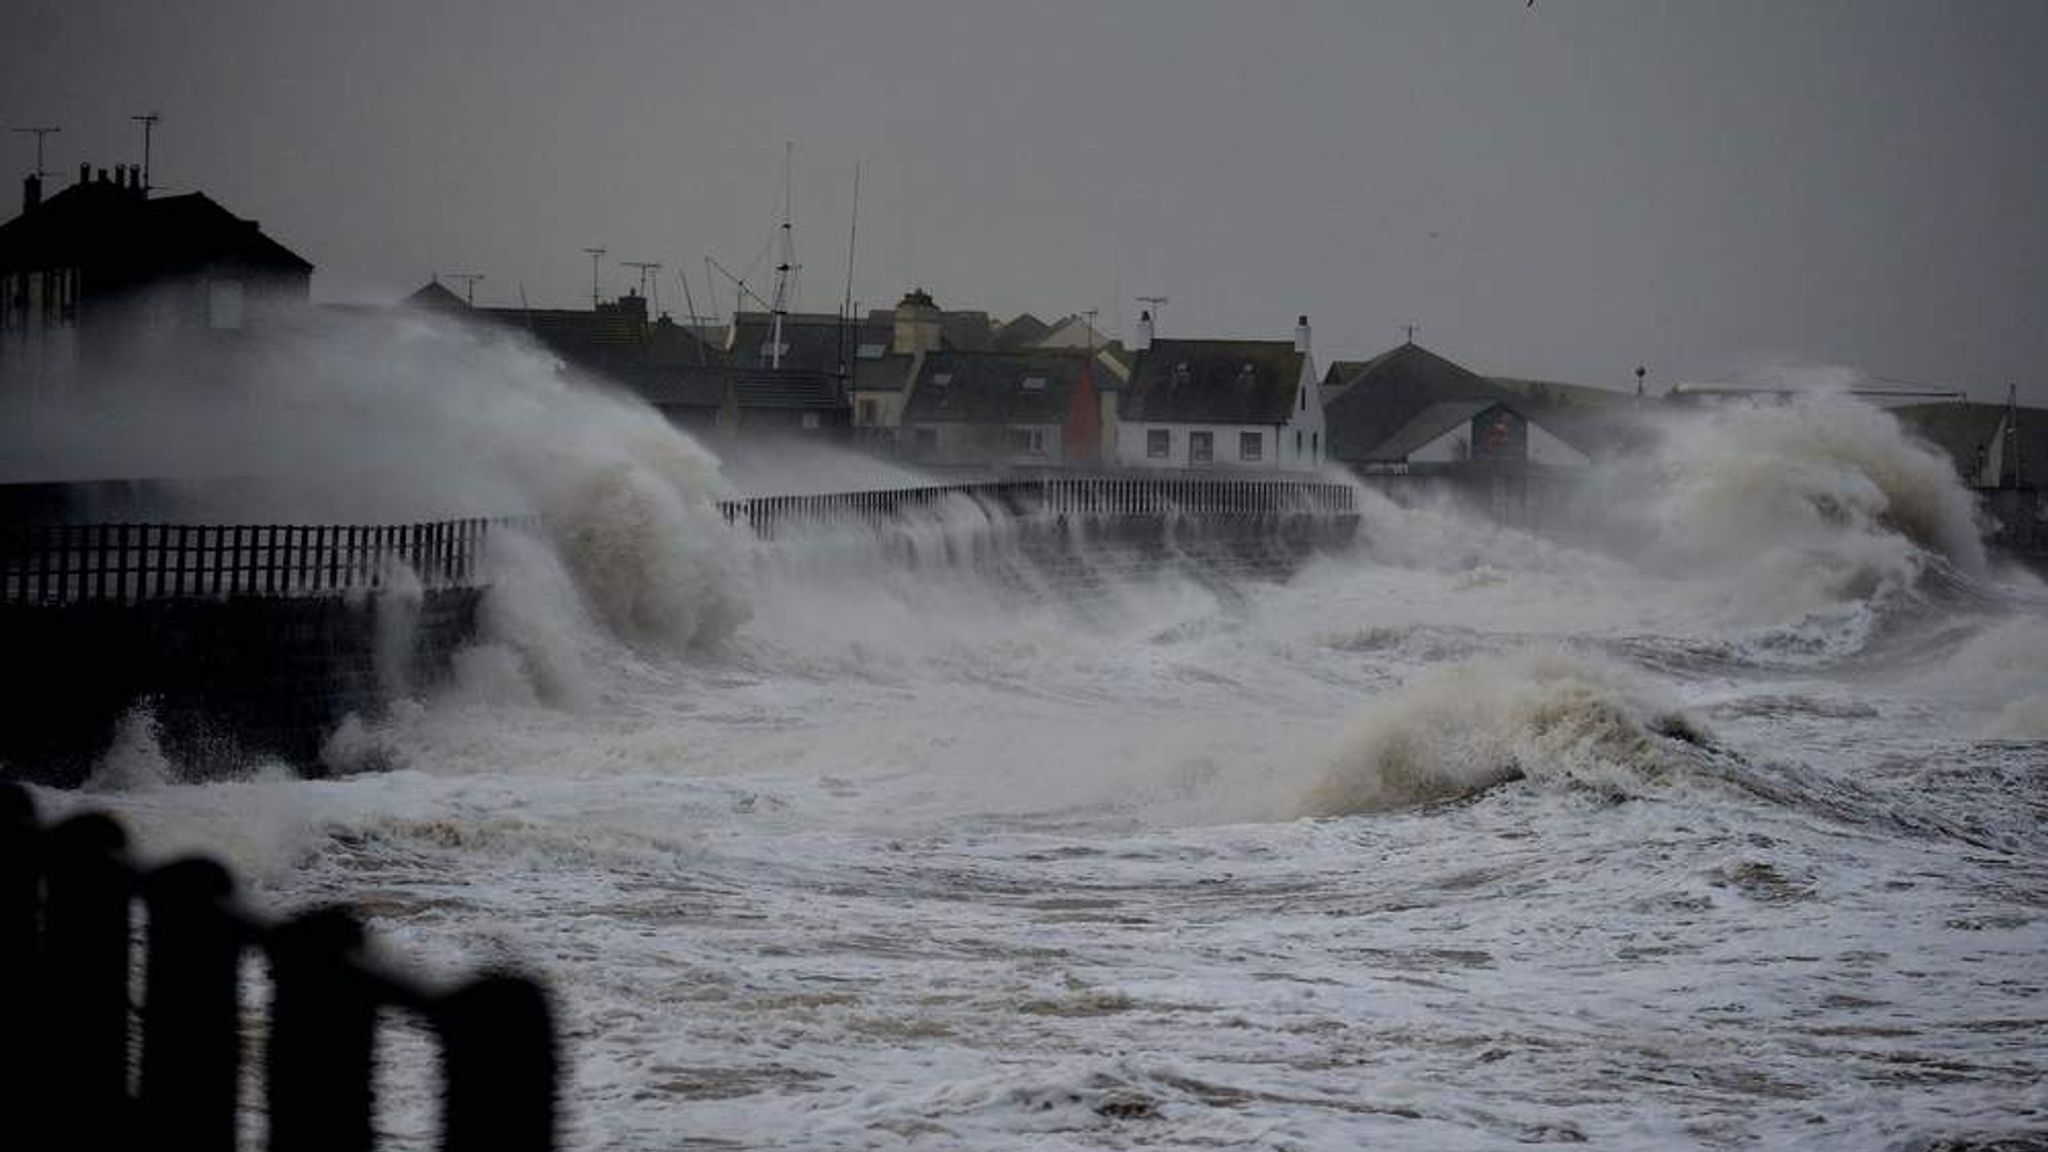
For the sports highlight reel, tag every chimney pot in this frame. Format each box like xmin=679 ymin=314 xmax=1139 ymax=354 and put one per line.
xmin=96 ymin=167 xmax=109 ymax=184
xmin=1133 ymin=310 xmax=1154 ymax=353
xmin=79 ymin=161 xmax=91 ymax=186
xmin=1293 ymin=314 xmax=1312 ymax=356
xmin=22 ymin=173 xmax=43 ymax=214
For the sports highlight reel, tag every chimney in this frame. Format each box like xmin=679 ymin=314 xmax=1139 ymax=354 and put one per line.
xmin=96 ymin=167 xmax=109 ymax=185
xmin=1293 ymin=314 xmax=1311 ymax=355
xmin=1133 ymin=310 xmax=1154 ymax=352
xmin=22 ymin=173 xmax=41 ymax=214
xmin=115 ymin=164 xmax=127 ymax=187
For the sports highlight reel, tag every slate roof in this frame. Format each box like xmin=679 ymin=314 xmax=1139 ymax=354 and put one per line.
xmin=991 ymin=313 xmax=1053 ymax=349
xmin=1368 ymin=401 xmax=1499 ymax=461
xmin=0 ymin=179 xmax=312 ymax=282
xmin=726 ymin=311 xmax=864 ymax=371
xmin=1322 ymin=343 xmax=1518 ymax=463
xmin=633 ymin=366 xmax=846 ymax=412
xmin=1120 ymin=339 xmax=1304 ymax=425
xmin=403 ymin=280 xmax=470 ymax=311
xmin=900 ymin=350 xmax=1089 ymax=424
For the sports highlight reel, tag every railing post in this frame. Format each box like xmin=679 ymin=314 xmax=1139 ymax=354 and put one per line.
xmin=438 ymin=975 xmax=559 ymax=1152
xmin=42 ymin=812 xmax=135 ymax=1148
xmin=140 ymin=858 xmax=241 ymax=1152
xmin=268 ymin=908 xmax=377 ymax=1152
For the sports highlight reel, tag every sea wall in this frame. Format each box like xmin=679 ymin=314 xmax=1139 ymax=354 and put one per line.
xmin=0 ymin=589 xmax=481 ymax=787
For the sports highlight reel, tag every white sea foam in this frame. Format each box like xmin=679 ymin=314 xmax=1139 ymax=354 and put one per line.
xmin=1303 ymin=647 xmax=1708 ymax=814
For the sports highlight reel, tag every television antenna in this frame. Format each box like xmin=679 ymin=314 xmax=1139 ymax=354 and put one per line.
xmin=581 ymin=247 xmax=606 ymax=307
xmin=130 ymin=112 xmax=160 ymax=191
xmin=10 ymin=126 xmax=60 ymax=178
xmin=443 ymin=273 xmax=484 ymax=306
xmin=622 ymin=261 xmax=662 ymax=313
xmin=766 ymin=141 xmax=798 ymax=369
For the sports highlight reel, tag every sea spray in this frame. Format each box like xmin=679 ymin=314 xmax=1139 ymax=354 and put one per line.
xmin=1584 ymin=393 xmax=1985 ymax=624
xmin=1304 ymin=647 xmax=1708 ymax=815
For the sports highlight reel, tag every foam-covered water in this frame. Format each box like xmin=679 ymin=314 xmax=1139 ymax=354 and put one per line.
xmin=25 ymin=344 xmax=2047 ymax=1150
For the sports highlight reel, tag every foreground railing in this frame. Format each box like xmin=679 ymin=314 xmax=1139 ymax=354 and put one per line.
xmin=0 ymin=518 xmax=511 ymax=606
xmin=0 ymin=782 xmax=558 ymax=1151
xmin=718 ymin=474 xmax=1359 ymax=535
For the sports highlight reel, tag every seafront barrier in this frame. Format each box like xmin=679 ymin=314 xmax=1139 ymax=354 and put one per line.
xmin=0 ymin=781 xmax=558 ymax=1152
xmin=0 ymin=518 xmax=506 ymax=786
xmin=1 ymin=476 xmax=1360 ymax=786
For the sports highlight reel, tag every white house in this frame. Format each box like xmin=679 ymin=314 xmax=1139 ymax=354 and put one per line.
xmin=1109 ymin=314 xmax=1326 ymax=472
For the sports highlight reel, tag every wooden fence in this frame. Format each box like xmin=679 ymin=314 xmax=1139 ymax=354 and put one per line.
xmin=0 ymin=781 xmax=557 ymax=1152
xmin=0 ymin=518 xmax=501 ymax=606
xmin=718 ymin=475 xmax=1360 ymax=535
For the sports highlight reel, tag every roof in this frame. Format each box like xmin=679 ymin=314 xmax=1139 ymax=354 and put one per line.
xmin=0 ymin=178 xmax=313 ymax=283
xmin=727 ymin=310 xmax=867 ymax=371
xmin=403 ymin=280 xmax=470 ymax=310
xmin=1896 ymin=401 xmax=2048 ymax=486
xmin=632 ymin=366 xmax=847 ymax=412
xmin=1121 ymin=339 xmax=1305 ymax=425
xmin=1368 ymin=401 xmax=1499 ymax=461
xmin=1489 ymin=376 xmax=1632 ymax=408
xmin=900 ymin=350 xmax=1090 ymax=425
xmin=992 ymin=313 xmax=1052 ymax=349
xmin=1322 ymin=343 xmax=1517 ymax=463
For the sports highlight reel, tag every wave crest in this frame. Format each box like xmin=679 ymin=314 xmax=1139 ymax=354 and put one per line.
xmin=1303 ymin=648 xmax=1708 ymax=815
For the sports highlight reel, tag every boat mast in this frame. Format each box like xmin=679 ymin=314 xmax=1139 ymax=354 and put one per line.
xmin=768 ymin=142 xmax=795 ymax=370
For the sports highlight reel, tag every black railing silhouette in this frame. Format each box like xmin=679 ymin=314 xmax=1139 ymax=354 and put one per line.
xmin=0 ymin=782 xmax=557 ymax=1152
xmin=0 ymin=518 xmax=506 ymax=606
xmin=717 ymin=475 xmax=1359 ymax=536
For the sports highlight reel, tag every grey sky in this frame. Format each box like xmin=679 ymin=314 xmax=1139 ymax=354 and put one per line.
xmin=5 ymin=1 xmax=2044 ymax=402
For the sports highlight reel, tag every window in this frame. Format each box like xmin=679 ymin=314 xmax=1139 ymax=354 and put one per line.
xmin=1007 ymin=427 xmax=1047 ymax=455
xmin=1021 ymin=376 xmax=1047 ymax=391
xmin=1312 ymin=431 xmax=1319 ymax=458
xmin=1295 ymin=429 xmax=1303 ymax=455
xmin=1239 ymin=431 xmax=1262 ymax=461
xmin=1189 ymin=430 xmax=1213 ymax=463
xmin=1146 ymin=428 xmax=1171 ymax=459
xmin=207 ymin=280 xmax=245 ymax=330
xmin=931 ymin=372 xmax=953 ymax=386
xmin=857 ymin=342 xmax=886 ymax=359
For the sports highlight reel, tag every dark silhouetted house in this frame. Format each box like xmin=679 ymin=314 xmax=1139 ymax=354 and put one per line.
xmin=895 ymin=348 xmax=1102 ymax=468
xmin=1 ymin=165 xmax=313 ymax=386
xmin=1110 ymin=314 xmax=1325 ymax=472
xmin=1322 ymin=342 xmax=1595 ymax=471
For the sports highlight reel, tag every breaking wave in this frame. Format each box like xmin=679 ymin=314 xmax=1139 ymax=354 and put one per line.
xmin=1302 ymin=648 xmax=1710 ymax=815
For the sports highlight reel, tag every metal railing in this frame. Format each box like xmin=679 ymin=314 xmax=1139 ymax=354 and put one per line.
xmin=0 ymin=781 xmax=557 ymax=1152
xmin=718 ymin=475 xmax=1359 ymax=535
xmin=0 ymin=518 xmax=504 ymax=606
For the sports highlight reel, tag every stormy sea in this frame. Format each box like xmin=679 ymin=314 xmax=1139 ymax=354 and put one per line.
xmin=31 ymin=323 xmax=2046 ymax=1150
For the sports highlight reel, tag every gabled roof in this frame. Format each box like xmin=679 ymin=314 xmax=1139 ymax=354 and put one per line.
xmin=1368 ymin=401 xmax=1500 ymax=461
xmin=0 ymin=180 xmax=312 ymax=281
xmin=991 ymin=312 xmax=1053 ymax=349
xmin=1322 ymin=343 xmax=1517 ymax=463
xmin=1121 ymin=339 xmax=1304 ymax=425
xmin=728 ymin=310 xmax=867 ymax=371
xmin=901 ymin=350 xmax=1089 ymax=425
xmin=403 ymin=280 xmax=470 ymax=310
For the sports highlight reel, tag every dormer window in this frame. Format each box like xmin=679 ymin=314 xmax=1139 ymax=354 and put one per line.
xmin=1021 ymin=376 xmax=1046 ymax=391
xmin=931 ymin=372 xmax=953 ymax=386
xmin=857 ymin=343 xmax=885 ymax=359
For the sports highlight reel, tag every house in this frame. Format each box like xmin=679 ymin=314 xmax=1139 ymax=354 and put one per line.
xmin=1321 ymin=341 xmax=1596 ymax=472
xmin=1895 ymin=400 xmax=2048 ymax=490
xmin=1109 ymin=314 xmax=1325 ymax=472
xmin=895 ymin=348 xmax=1102 ymax=468
xmin=1 ymin=165 xmax=313 ymax=387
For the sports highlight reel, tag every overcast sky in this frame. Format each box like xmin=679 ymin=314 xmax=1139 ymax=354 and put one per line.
xmin=4 ymin=1 xmax=2044 ymax=401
